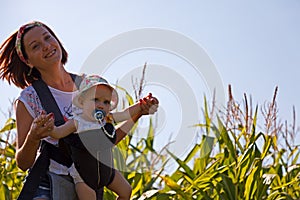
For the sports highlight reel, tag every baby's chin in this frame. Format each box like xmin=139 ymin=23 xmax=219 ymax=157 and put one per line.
xmin=81 ymin=114 xmax=96 ymax=122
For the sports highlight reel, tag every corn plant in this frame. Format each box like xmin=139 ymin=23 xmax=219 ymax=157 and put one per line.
xmin=142 ymin=85 xmax=300 ymax=199
xmin=0 ymin=117 xmax=25 ymax=200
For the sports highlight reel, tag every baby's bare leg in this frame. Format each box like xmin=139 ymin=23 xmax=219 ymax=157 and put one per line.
xmin=75 ymin=182 xmax=96 ymax=200
xmin=107 ymin=170 xmax=132 ymax=200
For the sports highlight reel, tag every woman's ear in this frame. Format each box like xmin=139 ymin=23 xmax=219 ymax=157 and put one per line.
xmin=26 ymin=60 xmax=34 ymax=68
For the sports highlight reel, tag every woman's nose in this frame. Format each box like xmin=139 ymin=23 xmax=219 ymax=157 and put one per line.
xmin=42 ymin=42 xmax=50 ymax=51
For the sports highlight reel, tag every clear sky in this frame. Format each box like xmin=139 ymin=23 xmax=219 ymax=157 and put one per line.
xmin=1 ymin=1 xmax=300 ymax=164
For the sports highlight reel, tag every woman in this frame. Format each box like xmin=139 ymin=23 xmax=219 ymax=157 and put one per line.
xmin=0 ymin=21 xmax=158 ymax=200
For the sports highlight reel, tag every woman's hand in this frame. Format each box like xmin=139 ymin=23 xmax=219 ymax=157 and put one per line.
xmin=15 ymin=102 xmax=55 ymax=171
xmin=27 ymin=112 xmax=55 ymax=142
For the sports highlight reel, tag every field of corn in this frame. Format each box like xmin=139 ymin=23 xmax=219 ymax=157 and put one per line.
xmin=0 ymin=84 xmax=299 ymax=199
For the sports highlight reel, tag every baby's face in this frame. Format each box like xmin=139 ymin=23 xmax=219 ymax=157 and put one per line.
xmin=80 ymin=85 xmax=112 ymax=122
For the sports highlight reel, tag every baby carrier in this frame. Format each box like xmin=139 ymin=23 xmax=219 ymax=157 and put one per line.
xmin=17 ymin=74 xmax=109 ymax=199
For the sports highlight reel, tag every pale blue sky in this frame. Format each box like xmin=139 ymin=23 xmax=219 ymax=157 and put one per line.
xmin=1 ymin=1 xmax=300 ymax=150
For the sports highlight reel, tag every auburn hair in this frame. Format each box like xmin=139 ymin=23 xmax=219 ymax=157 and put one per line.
xmin=0 ymin=22 xmax=68 ymax=89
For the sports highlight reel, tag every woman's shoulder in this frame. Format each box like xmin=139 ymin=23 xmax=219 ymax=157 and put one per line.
xmin=18 ymin=85 xmax=37 ymax=98
xmin=17 ymin=85 xmax=43 ymax=118
xmin=21 ymin=85 xmax=35 ymax=92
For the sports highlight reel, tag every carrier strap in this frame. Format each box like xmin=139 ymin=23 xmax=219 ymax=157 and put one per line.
xmin=17 ymin=73 xmax=84 ymax=200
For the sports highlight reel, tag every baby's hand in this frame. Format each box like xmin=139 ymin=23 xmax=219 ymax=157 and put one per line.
xmin=139 ymin=93 xmax=159 ymax=115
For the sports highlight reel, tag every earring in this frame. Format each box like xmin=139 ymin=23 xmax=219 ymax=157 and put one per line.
xmin=27 ymin=67 xmax=33 ymax=76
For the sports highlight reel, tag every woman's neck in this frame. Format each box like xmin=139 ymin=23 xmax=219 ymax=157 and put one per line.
xmin=41 ymin=67 xmax=75 ymax=92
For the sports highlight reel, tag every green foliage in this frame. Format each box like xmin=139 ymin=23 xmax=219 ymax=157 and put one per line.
xmin=0 ymin=118 xmax=26 ymax=200
xmin=142 ymin=86 xmax=300 ymax=200
xmin=1 ymin=86 xmax=299 ymax=200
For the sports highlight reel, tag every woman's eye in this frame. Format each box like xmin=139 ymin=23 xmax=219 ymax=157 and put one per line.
xmin=45 ymin=35 xmax=52 ymax=40
xmin=32 ymin=44 xmax=39 ymax=50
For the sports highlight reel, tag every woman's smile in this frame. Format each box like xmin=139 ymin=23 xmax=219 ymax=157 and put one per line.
xmin=44 ymin=49 xmax=56 ymax=59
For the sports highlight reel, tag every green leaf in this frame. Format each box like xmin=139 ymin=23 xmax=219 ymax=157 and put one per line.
xmin=115 ymin=85 xmax=134 ymax=105
xmin=131 ymin=173 xmax=143 ymax=196
xmin=160 ymin=175 xmax=190 ymax=199
xmin=145 ymin=118 xmax=155 ymax=152
xmin=183 ymin=143 xmax=200 ymax=164
xmin=220 ymin=174 xmax=236 ymax=200
xmin=244 ymin=159 xmax=261 ymax=200
xmin=214 ymin=117 xmax=236 ymax=161
xmin=203 ymin=96 xmax=211 ymax=135
xmin=198 ymin=135 xmax=215 ymax=173
xmin=0 ymin=118 xmax=16 ymax=133
xmin=167 ymin=150 xmax=195 ymax=179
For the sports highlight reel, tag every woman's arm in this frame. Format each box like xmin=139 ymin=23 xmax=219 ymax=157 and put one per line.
xmin=15 ymin=101 xmax=50 ymax=171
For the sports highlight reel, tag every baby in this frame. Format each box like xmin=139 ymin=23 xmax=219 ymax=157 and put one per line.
xmin=37 ymin=74 xmax=158 ymax=200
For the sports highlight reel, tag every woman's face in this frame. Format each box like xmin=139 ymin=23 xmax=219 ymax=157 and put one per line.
xmin=23 ymin=26 xmax=62 ymax=70
xmin=79 ymin=85 xmax=113 ymax=122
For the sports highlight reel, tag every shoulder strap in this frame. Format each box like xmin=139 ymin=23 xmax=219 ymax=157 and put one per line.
xmin=70 ymin=73 xmax=83 ymax=89
xmin=32 ymin=73 xmax=83 ymax=126
xmin=33 ymin=73 xmax=84 ymax=169
xmin=17 ymin=141 xmax=50 ymax=200
xmin=17 ymin=73 xmax=83 ymax=200
xmin=32 ymin=79 xmax=65 ymax=126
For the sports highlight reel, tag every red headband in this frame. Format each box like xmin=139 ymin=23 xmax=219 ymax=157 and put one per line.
xmin=15 ymin=21 xmax=43 ymax=64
